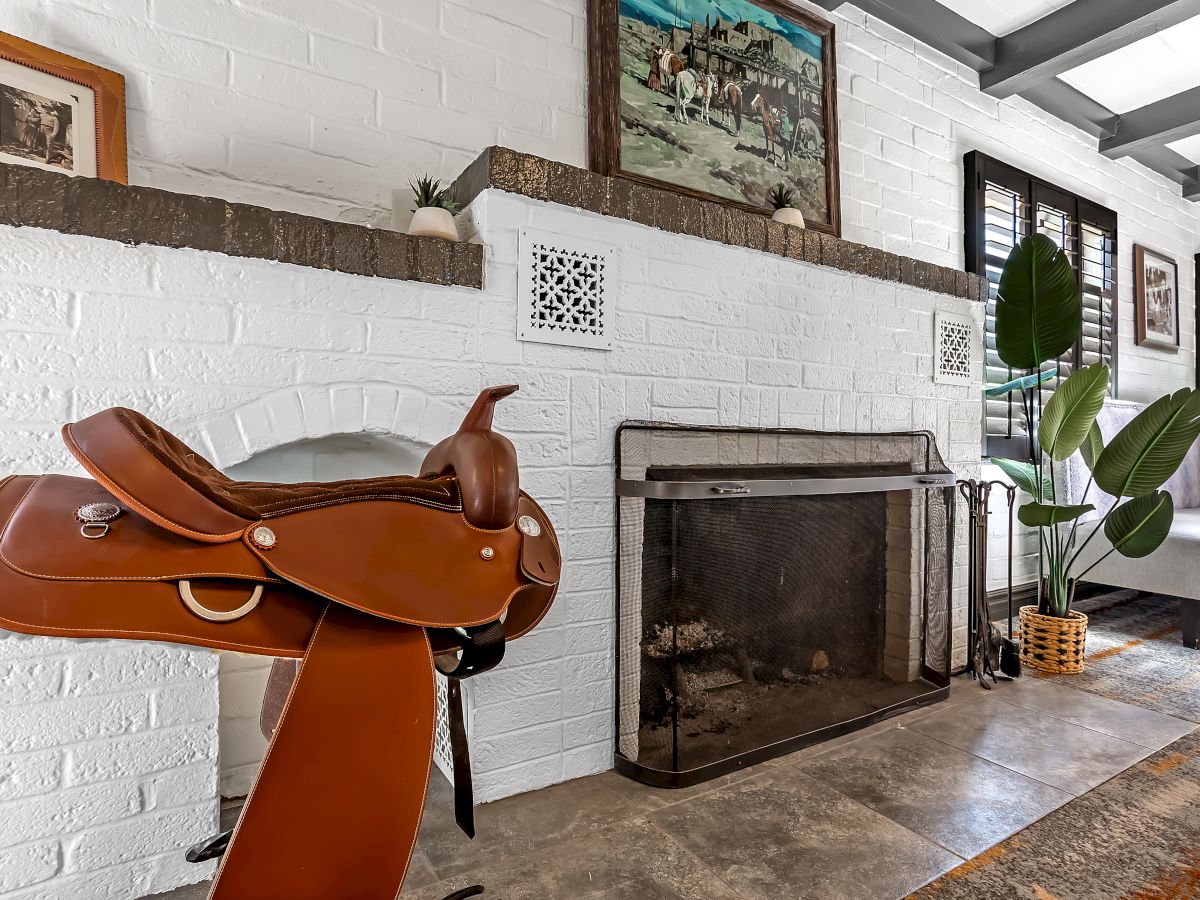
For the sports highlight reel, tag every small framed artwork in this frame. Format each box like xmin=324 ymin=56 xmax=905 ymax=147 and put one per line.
xmin=1135 ymin=244 xmax=1180 ymax=350
xmin=0 ymin=32 xmax=127 ymax=182
xmin=587 ymin=0 xmax=840 ymax=235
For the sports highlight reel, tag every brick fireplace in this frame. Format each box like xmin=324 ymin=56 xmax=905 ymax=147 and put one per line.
xmin=0 ymin=150 xmax=982 ymax=896
xmin=614 ymin=423 xmax=956 ymax=785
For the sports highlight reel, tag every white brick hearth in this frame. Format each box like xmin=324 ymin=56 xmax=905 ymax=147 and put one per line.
xmin=0 ymin=187 xmax=980 ymax=897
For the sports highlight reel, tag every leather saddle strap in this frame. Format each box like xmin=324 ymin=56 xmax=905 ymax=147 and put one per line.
xmin=209 ymin=602 xmax=434 ymax=900
xmin=433 ymin=620 xmax=505 ymax=840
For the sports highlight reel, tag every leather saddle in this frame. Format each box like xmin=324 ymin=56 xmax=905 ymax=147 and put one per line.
xmin=0 ymin=385 xmax=561 ymax=900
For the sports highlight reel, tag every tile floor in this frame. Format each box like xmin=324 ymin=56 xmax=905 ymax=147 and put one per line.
xmin=154 ymin=675 xmax=1196 ymax=900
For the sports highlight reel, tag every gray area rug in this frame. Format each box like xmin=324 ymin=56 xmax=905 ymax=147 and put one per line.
xmin=911 ymin=592 xmax=1200 ymax=899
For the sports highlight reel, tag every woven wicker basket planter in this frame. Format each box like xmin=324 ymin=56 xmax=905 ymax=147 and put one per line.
xmin=1019 ymin=606 xmax=1088 ymax=674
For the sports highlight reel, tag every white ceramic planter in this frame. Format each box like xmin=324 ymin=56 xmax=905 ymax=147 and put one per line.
xmin=407 ymin=206 xmax=460 ymax=242
xmin=771 ymin=207 xmax=806 ymax=228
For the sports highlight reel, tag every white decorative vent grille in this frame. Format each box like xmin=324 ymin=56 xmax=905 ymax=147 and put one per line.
xmin=518 ymin=227 xmax=615 ymax=350
xmin=934 ymin=311 xmax=975 ymax=386
xmin=432 ymin=675 xmax=470 ymax=784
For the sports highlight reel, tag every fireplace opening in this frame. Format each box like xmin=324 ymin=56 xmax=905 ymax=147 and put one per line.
xmin=615 ymin=424 xmax=955 ymax=787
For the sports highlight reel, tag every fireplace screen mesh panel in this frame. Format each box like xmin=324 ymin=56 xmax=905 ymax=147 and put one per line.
xmin=616 ymin=423 xmax=954 ymax=787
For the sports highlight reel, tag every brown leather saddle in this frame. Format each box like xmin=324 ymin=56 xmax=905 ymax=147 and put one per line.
xmin=0 ymin=385 xmax=560 ymax=900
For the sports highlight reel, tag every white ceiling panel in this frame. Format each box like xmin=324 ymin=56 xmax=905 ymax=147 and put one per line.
xmin=1166 ymin=133 xmax=1200 ymax=165
xmin=932 ymin=0 xmax=1075 ymax=37
xmin=1058 ymin=15 xmax=1200 ymax=114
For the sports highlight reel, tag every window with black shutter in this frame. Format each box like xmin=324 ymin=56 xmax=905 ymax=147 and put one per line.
xmin=964 ymin=152 xmax=1118 ymax=460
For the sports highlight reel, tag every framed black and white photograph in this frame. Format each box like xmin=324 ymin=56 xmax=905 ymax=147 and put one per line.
xmin=1135 ymin=244 xmax=1180 ymax=350
xmin=0 ymin=59 xmax=95 ymax=176
xmin=0 ymin=32 xmax=127 ymax=182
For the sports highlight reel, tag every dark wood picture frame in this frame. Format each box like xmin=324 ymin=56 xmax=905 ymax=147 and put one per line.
xmin=1134 ymin=243 xmax=1180 ymax=351
xmin=0 ymin=31 xmax=128 ymax=183
xmin=587 ymin=0 xmax=841 ymax=236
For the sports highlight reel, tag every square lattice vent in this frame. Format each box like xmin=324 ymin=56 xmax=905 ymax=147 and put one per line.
xmin=934 ymin=311 xmax=975 ymax=386
xmin=517 ymin=228 xmax=616 ymax=350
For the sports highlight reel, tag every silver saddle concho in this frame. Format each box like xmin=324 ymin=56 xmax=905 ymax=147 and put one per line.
xmin=75 ymin=501 xmax=121 ymax=539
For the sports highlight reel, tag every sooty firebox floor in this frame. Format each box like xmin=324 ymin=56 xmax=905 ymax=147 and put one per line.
xmin=153 ymin=677 xmax=1194 ymax=900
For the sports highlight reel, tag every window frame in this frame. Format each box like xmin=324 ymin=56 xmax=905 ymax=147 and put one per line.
xmin=964 ymin=151 xmax=1119 ymax=460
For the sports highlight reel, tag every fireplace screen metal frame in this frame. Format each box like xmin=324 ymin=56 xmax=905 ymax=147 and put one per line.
xmin=614 ymin=421 xmax=956 ymax=788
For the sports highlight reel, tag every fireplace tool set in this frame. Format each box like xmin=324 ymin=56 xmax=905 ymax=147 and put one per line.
xmin=958 ymin=479 xmax=1022 ymax=686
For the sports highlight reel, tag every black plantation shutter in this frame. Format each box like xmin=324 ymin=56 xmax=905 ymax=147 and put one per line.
xmin=965 ymin=152 xmax=1117 ymax=459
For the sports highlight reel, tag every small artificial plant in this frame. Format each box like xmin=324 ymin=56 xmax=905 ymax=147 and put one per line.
xmin=410 ymin=175 xmax=459 ymax=214
xmin=991 ymin=233 xmax=1200 ymax=618
xmin=769 ymin=183 xmax=799 ymax=211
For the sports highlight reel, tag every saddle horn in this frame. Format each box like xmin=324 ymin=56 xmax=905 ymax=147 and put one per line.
xmin=421 ymin=385 xmax=520 ymax=530
xmin=459 ymin=384 xmax=519 ymax=432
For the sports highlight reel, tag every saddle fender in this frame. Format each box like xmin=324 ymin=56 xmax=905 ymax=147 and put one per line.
xmin=0 ymin=386 xmax=562 ymax=900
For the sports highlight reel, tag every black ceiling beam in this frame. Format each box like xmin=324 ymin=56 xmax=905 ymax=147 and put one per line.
xmin=1099 ymin=85 xmax=1200 ymax=157
xmin=1129 ymin=144 xmax=1199 ymax=185
xmin=818 ymin=0 xmax=1200 ymax=199
xmin=811 ymin=0 xmax=996 ymax=70
xmin=1018 ymin=78 xmax=1117 ymax=140
xmin=980 ymin=0 xmax=1200 ymax=97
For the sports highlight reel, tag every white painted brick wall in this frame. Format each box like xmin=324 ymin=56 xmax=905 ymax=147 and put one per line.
xmin=0 ymin=186 xmax=979 ymax=895
xmin=0 ymin=634 xmax=217 ymax=899
xmin=0 ymin=0 xmax=1192 ymax=395
xmin=2 ymin=0 xmax=1192 ymax=586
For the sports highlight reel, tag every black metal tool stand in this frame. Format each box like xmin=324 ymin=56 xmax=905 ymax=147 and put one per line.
xmin=958 ymin=479 xmax=1018 ymax=685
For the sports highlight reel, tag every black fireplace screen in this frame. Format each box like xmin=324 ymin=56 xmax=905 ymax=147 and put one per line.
xmin=615 ymin=423 xmax=955 ymax=787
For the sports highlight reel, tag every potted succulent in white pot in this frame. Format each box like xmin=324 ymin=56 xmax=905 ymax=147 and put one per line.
xmin=990 ymin=234 xmax=1200 ymax=674
xmin=407 ymin=175 xmax=460 ymax=241
xmin=768 ymin=183 xmax=805 ymax=229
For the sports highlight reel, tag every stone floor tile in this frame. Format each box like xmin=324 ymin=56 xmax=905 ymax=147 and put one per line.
xmin=147 ymin=881 xmax=210 ymax=899
xmin=645 ymin=766 xmax=961 ymax=900
xmin=798 ymin=726 xmax=1071 ymax=858
xmin=415 ymin=769 xmax=649 ymax=880
xmin=596 ymin=757 xmax=780 ymax=812
xmin=401 ymin=816 xmax=742 ymax=899
xmin=906 ymin=694 xmax=1154 ymax=795
xmin=987 ymin=677 xmax=1197 ymax=749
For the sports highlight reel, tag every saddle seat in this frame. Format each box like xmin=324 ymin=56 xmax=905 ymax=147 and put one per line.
xmin=62 ymin=386 xmax=521 ymax=542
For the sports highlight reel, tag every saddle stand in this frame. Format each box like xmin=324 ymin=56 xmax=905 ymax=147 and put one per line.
xmin=0 ymin=385 xmax=561 ymax=900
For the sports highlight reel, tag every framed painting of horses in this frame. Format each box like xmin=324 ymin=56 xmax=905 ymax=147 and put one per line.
xmin=587 ymin=0 xmax=840 ymax=236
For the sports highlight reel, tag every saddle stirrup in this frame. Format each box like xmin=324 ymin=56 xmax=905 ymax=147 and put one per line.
xmin=185 ymin=829 xmax=232 ymax=863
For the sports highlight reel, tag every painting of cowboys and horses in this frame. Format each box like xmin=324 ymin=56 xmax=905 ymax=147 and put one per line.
xmin=592 ymin=0 xmax=839 ymax=233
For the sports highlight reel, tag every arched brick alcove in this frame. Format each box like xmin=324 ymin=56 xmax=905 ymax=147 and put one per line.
xmin=183 ymin=383 xmax=464 ymax=797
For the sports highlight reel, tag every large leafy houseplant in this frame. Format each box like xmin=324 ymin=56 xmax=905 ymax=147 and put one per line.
xmin=991 ymin=234 xmax=1200 ymax=620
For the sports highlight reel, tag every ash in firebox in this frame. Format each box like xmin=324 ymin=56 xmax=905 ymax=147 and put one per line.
xmin=637 ymin=618 xmax=926 ymax=771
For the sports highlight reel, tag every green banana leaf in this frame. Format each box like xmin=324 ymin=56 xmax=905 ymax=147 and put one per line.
xmin=992 ymin=457 xmax=1053 ymax=501
xmin=1038 ymin=363 xmax=1110 ymax=461
xmin=1080 ymin=420 xmax=1104 ymax=472
xmin=995 ymin=234 xmax=1081 ymax=370
xmin=985 ymin=368 xmax=1056 ymax=398
xmin=1017 ymin=501 xmax=1095 ymax=527
xmin=1093 ymin=388 xmax=1200 ymax=498
xmin=1104 ymin=491 xmax=1174 ymax=559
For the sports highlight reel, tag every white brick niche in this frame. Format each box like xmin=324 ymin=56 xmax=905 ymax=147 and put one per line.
xmin=0 ymin=186 xmax=981 ymax=897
